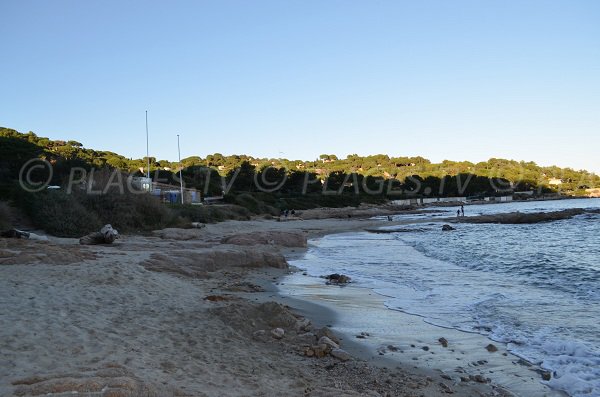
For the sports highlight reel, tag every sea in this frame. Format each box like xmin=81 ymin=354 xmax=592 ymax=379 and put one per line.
xmin=287 ymin=198 xmax=600 ymax=397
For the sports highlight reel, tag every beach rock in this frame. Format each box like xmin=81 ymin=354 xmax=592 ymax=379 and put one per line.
xmin=312 ymin=344 xmax=330 ymax=358
xmin=10 ymin=364 xmax=172 ymax=397
xmin=441 ymin=224 xmax=455 ymax=231
xmin=221 ymin=231 xmax=307 ymax=247
xmin=485 ymin=343 xmax=498 ymax=352
xmin=258 ymin=302 xmax=299 ymax=329
xmin=456 ymin=208 xmax=591 ymax=224
xmin=438 ymin=337 xmax=449 ymax=348
xmin=541 ymin=371 xmax=552 ymax=381
xmin=330 ymin=348 xmax=351 ymax=362
xmin=0 ymin=241 xmax=96 ymax=265
xmin=271 ymin=328 xmax=285 ymax=339
xmin=316 ymin=327 xmax=340 ymax=345
xmin=469 ymin=374 xmax=490 ymax=383
xmin=1 ymin=229 xmax=48 ymax=241
xmin=204 ymin=295 xmax=229 ymax=302
xmin=152 ymin=228 xmax=205 ymax=240
xmin=142 ymin=246 xmax=288 ymax=278
xmin=318 ymin=336 xmax=339 ymax=349
xmin=252 ymin=329 xmax=269 ymax=342
xmin=295 ymin=318 xmax=312 ymax=332
xmin=294 ymin=332 xmax=317 ymax=346
xmin=438 ymin=382 xmax=454 ymax=393
xmin=324 ymin=273 xmax=351 ymax=285
xmin=79 ymin=224 xmax=119 ymax=245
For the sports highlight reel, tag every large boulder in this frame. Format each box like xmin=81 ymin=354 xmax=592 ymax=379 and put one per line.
xmin=79 ymin=224 xmax=118 ymax=245
xmin=142 ymin=246 xmax=288 ymax=278
xmin=221 ymin=231 xmax=307 ymax=248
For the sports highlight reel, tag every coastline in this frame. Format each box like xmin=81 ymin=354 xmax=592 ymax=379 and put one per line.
xmin=276 ymin=251 xmax=566 ymax=397
xmin=0 ymin=210 xmax=568 ymax=396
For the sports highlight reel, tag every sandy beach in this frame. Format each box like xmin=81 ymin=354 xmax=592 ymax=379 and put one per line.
xmin=0 ymin=209 xmax=558 ymax=396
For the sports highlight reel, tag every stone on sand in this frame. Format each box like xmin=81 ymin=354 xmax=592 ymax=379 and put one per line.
xmin=318 ymin=336 xmax=339 ymax=350
xmin=316 ymin=326 xmax=341 ymax=345
xmin=271 ymin=328 xmax=285 ymax=339
xmin=330 ymin=348 xmax=352 ymax=362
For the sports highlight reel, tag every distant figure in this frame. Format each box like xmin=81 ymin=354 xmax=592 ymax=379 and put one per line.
xmin=284 ymin=209 xmax=289 ymax=218
xmin=291 ymin=209 xmax=295 ymax=216
xmin=387 ymin=215 xmax=393 ymax=221
xmin=461 ymin=205 xmax=465 ymax=217
xmin=457 ymin=209 xmax=460 ymax=217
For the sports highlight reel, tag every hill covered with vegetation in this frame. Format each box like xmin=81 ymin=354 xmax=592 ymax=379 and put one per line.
xmin=2 ymin=126 xmax=598 ymax=198
xmin=2 ymin=125 xmax=599 ymax=237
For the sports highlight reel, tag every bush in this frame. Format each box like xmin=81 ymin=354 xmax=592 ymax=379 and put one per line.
xmin=170 ymin=204 xmax=251 ymax=223
xmin=0 ymin=201 xmax=12 ymax=230
xmin=19 ymin=190 xmax=102 ymax=237
xmin=83 ymin=192 xmax=175 ymax=233
xmin=15 ymin=189 xmax=179 ymax=237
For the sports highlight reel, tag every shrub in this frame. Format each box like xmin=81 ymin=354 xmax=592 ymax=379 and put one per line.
xmin=0 ymin=201 xmax=12 ymax=230
xmin=19 ymin=190 xmax=102 ymax=237
xmin=170 ymin=204 xmax=251 ymax=223
xmin=82 ymin=192 xmax=175 ymax=233
xmin=228 ymin=193 xmax=279 ymax=215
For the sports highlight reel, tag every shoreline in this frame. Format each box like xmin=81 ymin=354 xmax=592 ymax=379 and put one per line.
xmin=276 ymin=247 xmax=565 ymax=397
xmin=239 ymin=211 xmax=568 ymax=396
xmin=0 ymin=209 xmax=574 ymax=396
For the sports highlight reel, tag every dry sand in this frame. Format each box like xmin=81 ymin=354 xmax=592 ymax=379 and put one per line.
xmin=0 ymin=210 xmax=555 ymax=396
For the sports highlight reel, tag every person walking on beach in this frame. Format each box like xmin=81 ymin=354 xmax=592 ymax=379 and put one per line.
xmin=461 ymin=205 xmax=465 ymax=217
xmin=457 ymin=209 xmax=460 ymax=217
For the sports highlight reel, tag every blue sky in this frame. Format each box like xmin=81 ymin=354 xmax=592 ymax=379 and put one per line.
xmin=1 ymin=0 xmax=599 ymax=172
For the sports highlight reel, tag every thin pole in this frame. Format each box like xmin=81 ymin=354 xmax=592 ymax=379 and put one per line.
xmin=177 ymin=134 xmax=184 ymax=204
xmin=145 ymin=110 xmax=150 ymax=180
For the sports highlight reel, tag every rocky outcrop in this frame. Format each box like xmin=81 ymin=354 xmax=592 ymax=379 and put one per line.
xmin=221 ymin=231 xmax=307 ymax=247
xmin=455 ymin=208 xmax=593 ymax=224
xmin=142 ymin=245 xmax=288 ymax=278
xmin=79 ymin=224 xmax=118 ymax=245
xmin=0 ymin=240 xmax=96 ymax=266
xmin=11 ymin=364 xmax=177 ymax=397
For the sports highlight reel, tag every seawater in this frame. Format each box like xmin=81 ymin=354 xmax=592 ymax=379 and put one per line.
xmin=291 ymin=198 xmax=600 ymax=397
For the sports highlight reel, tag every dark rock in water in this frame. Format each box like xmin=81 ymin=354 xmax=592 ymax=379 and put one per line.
xmin=470 ymin=374 xmax=490 ymax=383
xmin=324 ymin=273 xmax=351 ymax=285
xmin=485 ymin=343 xmax=498 ymax=352
xmin=442 ymin=224 xmax=455 ymax=231
xmin=456 ymin=208 xmax=596 ymax=224
xmin=438 ymin=337 xmax=449 ymax=348
xmin=365 ymin=228 xmax=425 ymax=234
xmin=541 ymin=371 xmax=552 ymax=381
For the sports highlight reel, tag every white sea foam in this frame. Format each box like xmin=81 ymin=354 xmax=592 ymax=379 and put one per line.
xmin=292 ymin=199 xmax=600 ymax=396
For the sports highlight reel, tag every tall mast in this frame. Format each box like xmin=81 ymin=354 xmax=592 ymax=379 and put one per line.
xmin=177 ymin=134 xmax=184 ymax=204
xmin=145 ymin=110 xmax=150 ymax=180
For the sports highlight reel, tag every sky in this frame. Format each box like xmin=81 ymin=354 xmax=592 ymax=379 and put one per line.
xmin=1 ymin=0 xmax=599 ymax=172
